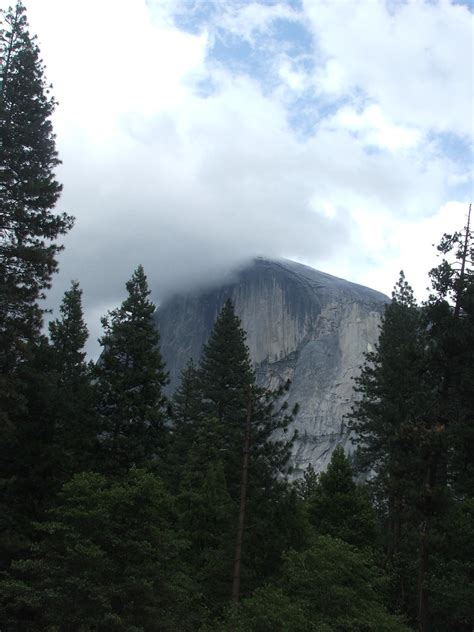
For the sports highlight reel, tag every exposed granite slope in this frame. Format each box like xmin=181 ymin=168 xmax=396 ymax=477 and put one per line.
xmin=155 ymin=258 xmax=388 ymax=475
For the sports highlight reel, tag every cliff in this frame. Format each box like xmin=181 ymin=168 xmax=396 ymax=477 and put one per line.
xmin=155 ymin=258 xmax=388 ymax=475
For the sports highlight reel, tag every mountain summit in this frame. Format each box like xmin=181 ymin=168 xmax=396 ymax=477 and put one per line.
xmin=155 ymin=258 xmax=388 ymax=474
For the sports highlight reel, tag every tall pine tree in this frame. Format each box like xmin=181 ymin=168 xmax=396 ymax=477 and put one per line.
xmin=415 ymin=205 xmax=474 ymax=631
xmin=95 ymin=265 xmax=169 ymax=474
xmin=176 ymin=299 xmax=300 ymax=607
xmin=195 ymin=299 xmax=294 ymax=497
xmin=348 ymin=272 xmax=433 ymax=619
xmin=349 ymin=212 xmax=474 ymax=631
xmin=0 ymin=1 xmax=73 ymax=421
xmin=0 ymin=1 xmax=73 ymax=565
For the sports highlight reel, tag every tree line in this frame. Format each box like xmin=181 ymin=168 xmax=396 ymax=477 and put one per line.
xmin=0 ymin=3 xmax=472 ymax=630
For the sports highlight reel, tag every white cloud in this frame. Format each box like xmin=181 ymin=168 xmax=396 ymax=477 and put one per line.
xmin=330 ymin=104 xmax=422 ymax=151
xmin=2 ymin=0 xmax=471 ymax=357
xmin=351 ymin=200 xmax=472 ymax=301
xmin=213 ymin=1 xmax=300 ymax=45
xmin=278 ymin=58 xmax=309 ymax=93
xmin=25 ymin=0 xmax=208 ymax=138
xmin=306 ymin=0 xmax=473 ymax=137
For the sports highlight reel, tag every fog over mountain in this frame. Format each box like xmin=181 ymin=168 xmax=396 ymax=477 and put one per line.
xmin=156 ymin=258 xmax=389 ymax=474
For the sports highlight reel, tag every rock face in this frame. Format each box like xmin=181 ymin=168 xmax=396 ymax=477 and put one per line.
xmin=155 ymin=258 xmax=388 ymax=475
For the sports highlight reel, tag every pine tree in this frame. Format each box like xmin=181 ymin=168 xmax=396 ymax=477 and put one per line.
xmin=48 ymin=281 xmax=97 ymax=475
xmin=49 ymin=281 xmax=88 ymax=381
xmin=167 ymin=358 xmax=202 ymax=490
xmin=173 ymin=358 xmax=201 ymax=426
xmin=180 ymin=299 xmax=298 ymax=606
xmin=349 ymin=272 xmax=430 ymax=518
xmin=0 ymin=284 xmax=95 ymax=565
xmin=424 ymin=203 xmax=473 ymax=496
xmin=0 ymin=1 xmax=73 ymax=422
xmin=199 ymin=299 xmax=254 ymax=431
xmin=0 ymin=2 xmax=73 ymax=565
xmin=221 ymin=536 xmax=411 ymax=632
xmin=415 ymin=205 xmax=474 ymax=631
xmin=305 ymin=446 xmax=377 ymax=549
xmin=349 ymin=225 xmax=474 ymax=630
xmin=197 ymin=299 xmax=293 ymax=497
xmin=348 ymin=272 xmax=432 ymax=617
xmin=0 ymin=470 xmax=199 ymax=631
xmin=95 ymin=265 xmax=169 ymax=474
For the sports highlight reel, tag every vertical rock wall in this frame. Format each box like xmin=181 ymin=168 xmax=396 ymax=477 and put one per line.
xmin=156 ymin=258 xmax=388 ymax=474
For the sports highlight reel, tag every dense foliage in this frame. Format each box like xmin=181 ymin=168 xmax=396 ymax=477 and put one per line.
xmin=0 ymin=1 xmax=73 ymax=422
xmin=0 ymin=0 xmax=74 ymax=566
xmin=349 ymin=214 xmax=474 ymax=631
xmin=220 ymin=536 xmax=411 ymax=632
xmin=0 ymin=3 xmax=472 ymax=630
xmin=95 ymin=265 xmax=169 ymax=475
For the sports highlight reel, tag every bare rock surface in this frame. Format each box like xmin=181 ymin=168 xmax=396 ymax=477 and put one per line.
xmin=155 ymin=258 xmax=388 ymax=475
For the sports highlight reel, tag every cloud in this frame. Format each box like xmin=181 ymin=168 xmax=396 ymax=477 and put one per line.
xmin=351 ymin=200 xmax=472 ymax=302
xmin=329 ymin=105 xmax=422 ymax=151
xmin=306 ymin=0 xmax=472 ymax=137
xmin=4 ymin=0 xmax=471 ymax=358
xmin=209 ymin=1 xmax=301 ymax=45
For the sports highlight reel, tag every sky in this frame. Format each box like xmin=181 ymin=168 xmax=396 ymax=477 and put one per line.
xmin=4 ymin=0 xmax=473 ymax=355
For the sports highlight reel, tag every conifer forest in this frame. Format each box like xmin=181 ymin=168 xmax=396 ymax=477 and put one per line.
xmin=0 ymin=3 xmax=472 ymax=631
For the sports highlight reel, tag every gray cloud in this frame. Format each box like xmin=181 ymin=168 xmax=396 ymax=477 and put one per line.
xmin=12 ymin=0 xmax=470 ymax=358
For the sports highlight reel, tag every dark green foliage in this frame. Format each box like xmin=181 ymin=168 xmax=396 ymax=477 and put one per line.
xmin=220 ymin=536 xmax=411 ymax=632
xmin=348 ymin=273 xmax=431 ymax=595
xmin=49 ymin=280 xmax=88 ymax=377
xmin=179 ymin=415 xmax=227 ymax=490
xmin=95 ymin=265 xmax=169 ymax=474
xmin=348 ymin=273 xmax=443 ymax=621
xmin=173 ymin=357 xmax=201 ymax=426
xmin=174 ymin=299 xmax=295 ymax=498
xmin=348 ymin=211 xmax=474 ymax=630
xmin=46 ymin=281 xmax=98 ymax=475
xmin=425 ymin=209 xmax=474 ymax=494
xmin=0 ymin=469 xmax=198 ymax=631
xmin=0 ymin=19 xmax=470 ymax=624
xmin=305 ymin=446 xmax=377 ymax=549
xmin=0 ymin=335 xmax=57 ymax=563
xmin=429 ymin=496 xmax=474 ymax=631
xmin=0 ymin=282 xmax=97 ymax=566
xmin=428 ymin=211 xmax=473 ymax=309
xmin=195 ymin=300 xmax=255 ymax=496
xmin=173 ymin=299 xmax=300 ymax=609
xmin=216 ymin=586 xmax=311 ymax=632
xmin=199 ymin=299 xmax=254 ymax=425
xmin=293 ymin=462 xmax=319 ymax=500
xmin=244 ymin=481 xmax=308 ymax=590
xmin=419 ymin=210 xmax=474 ymax=630
xmin=167 ymin=358 xmax=202 ymax=490
xmin=449 ymin=280 xmax=474 ymax=497
xmin=0 ymin=1 xmax=73 ymax=415
xmin=195 ymin=299 xmax=294 ymax=495
xmin=0 ymin=1 xmax=73 ymax=564
xmin=177 ymin=461 xmax=237 ymax=613
xmin=349 ymin=272 xmax=430 ymax=488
